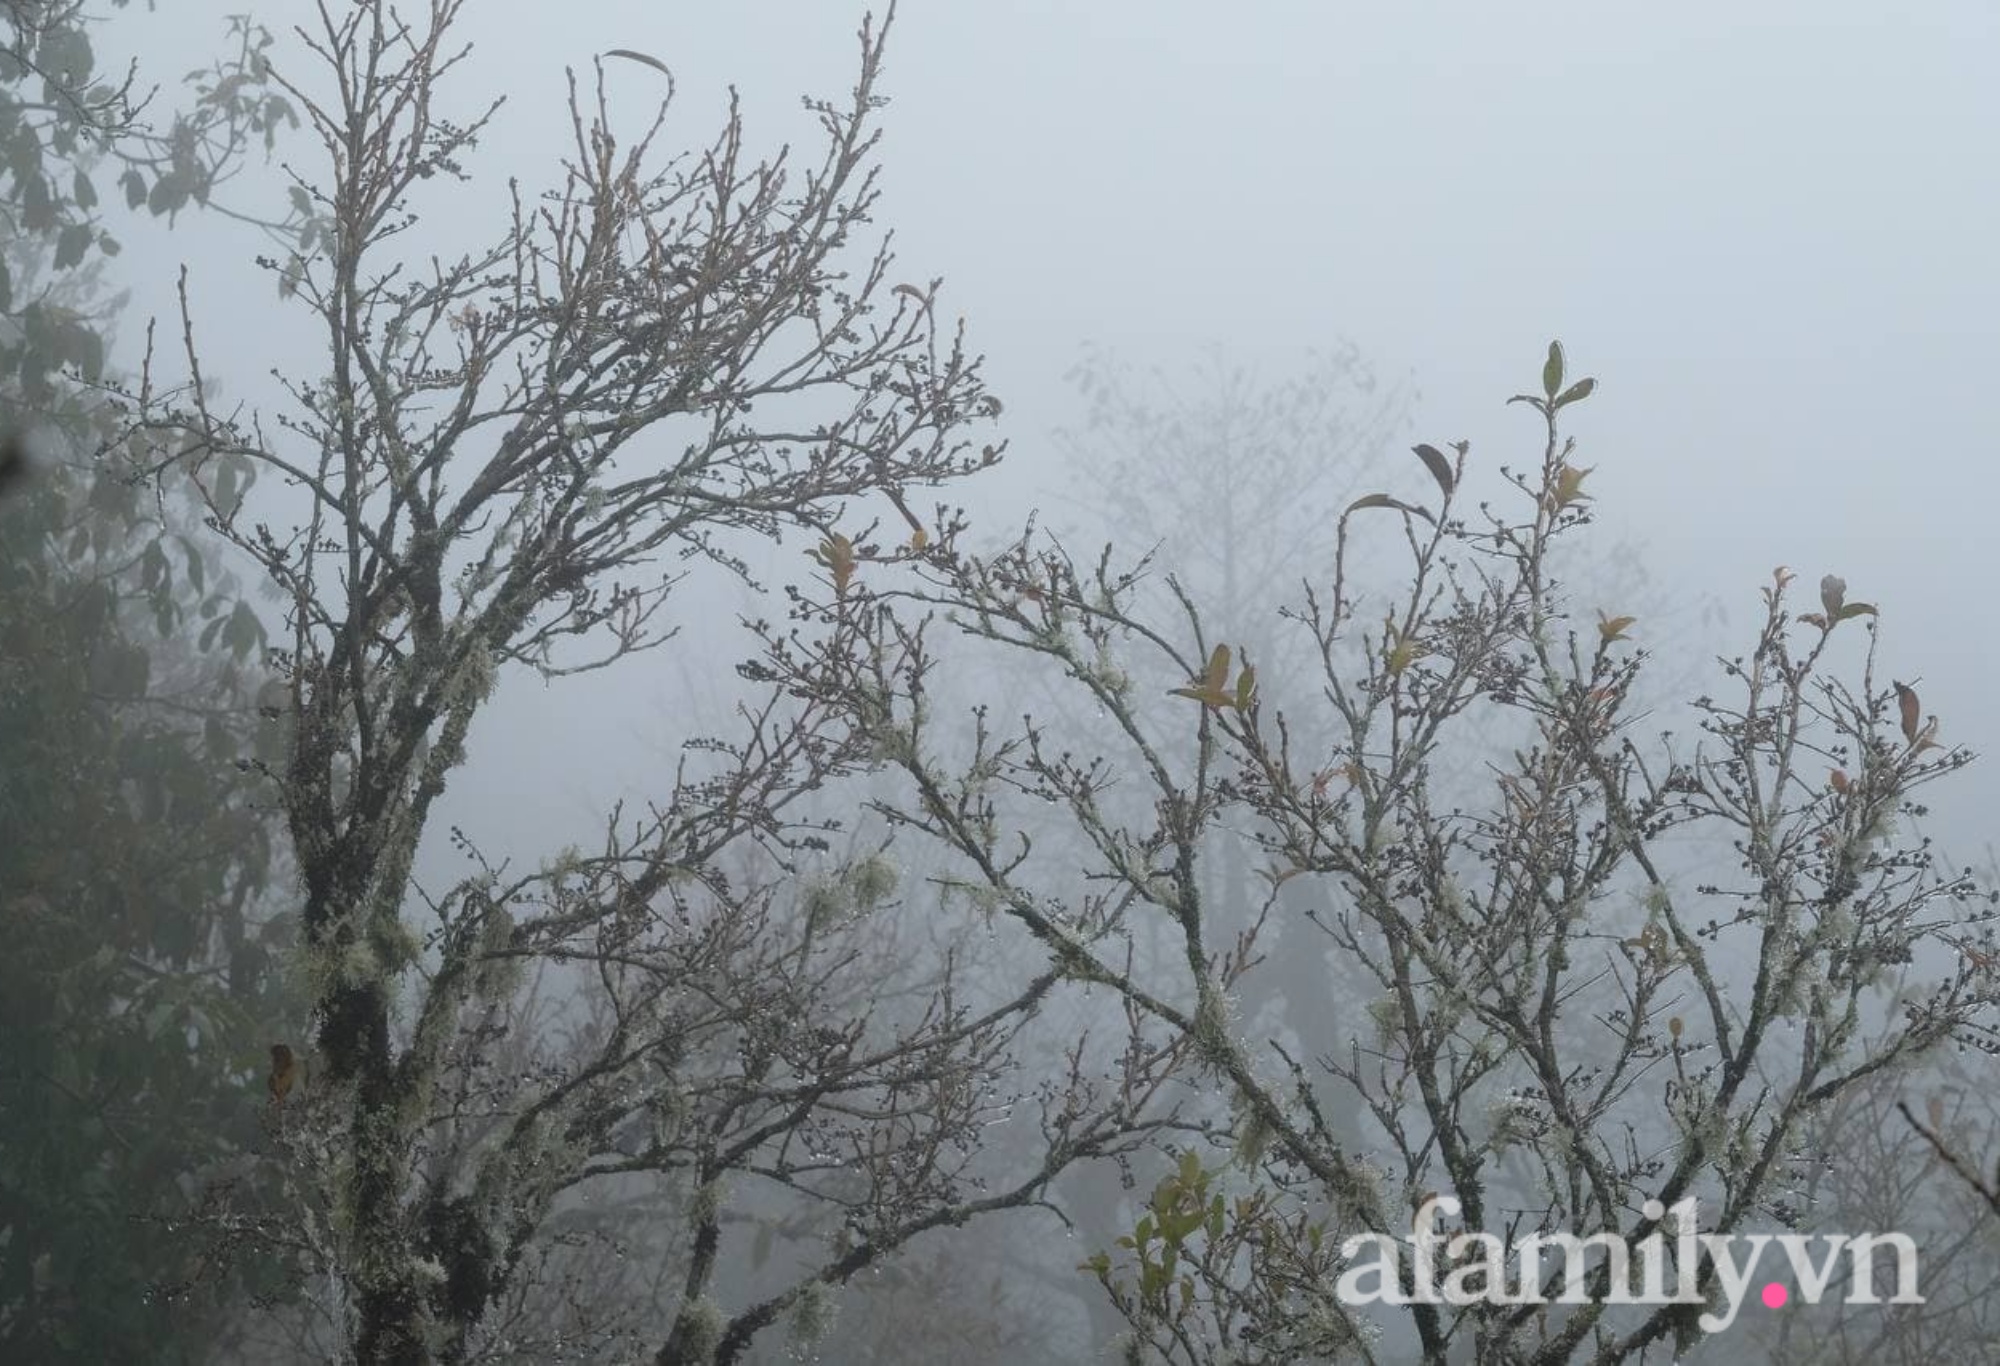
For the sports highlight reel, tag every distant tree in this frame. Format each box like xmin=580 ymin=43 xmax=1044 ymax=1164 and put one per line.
xmin=790 ymin=342 xmax=2000 ymax=1362
xmin=122 ymin=4 xmax=1181 ymax=1360
xmin=0 ymin=4 xmax=304 ymax=1358
xmin=1739 ymin=1015 xmax=2000 ymax=1365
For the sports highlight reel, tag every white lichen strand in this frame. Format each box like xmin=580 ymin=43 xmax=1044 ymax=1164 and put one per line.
xmin=690 ymin=1177 xmax=726 ymax=1225
xmin=841 ymin=853 xmax=898 ymax=910
xmin=788 ymin=1279 xmax=837 ymax=1353
xmin=675 ymin=1296 xmax=725 ymax=1363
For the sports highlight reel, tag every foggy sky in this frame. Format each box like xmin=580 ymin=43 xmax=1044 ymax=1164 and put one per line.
xmin=99 ymin=0 xmax=2000 ymax=874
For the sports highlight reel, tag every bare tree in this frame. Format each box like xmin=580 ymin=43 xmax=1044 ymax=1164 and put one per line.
xmin=783 ymin=342 xmax=2000 ymax=1362
xmin=1732 ymin=1018 xmax=2000 ymax=1364
xmin=113 ymin=3 xmax=1184 ymax=1360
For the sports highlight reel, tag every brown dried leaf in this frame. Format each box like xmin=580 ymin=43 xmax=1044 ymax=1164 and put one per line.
xmin=1894 ymin=681 xmax=1921 ymax=745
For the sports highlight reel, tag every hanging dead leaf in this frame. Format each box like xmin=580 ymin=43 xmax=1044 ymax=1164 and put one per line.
xmin=1928 ymin=1095 xmax=1947 ymax=1130
xmin=1914 ymin=716 xmax=1942 ymax=754
xmin=1667 ymin=1016 xmax=1684 ymax=1040
xmin=1829 ymin=768 xmax=1851 ymax=795
xmin=1893 ymin=681 xmax=1921 ymax=745
xmin=1820 ymin=575 xmax=1847 ymax=620
xmin=268 ymin=1043 xmax=298 ymax=1105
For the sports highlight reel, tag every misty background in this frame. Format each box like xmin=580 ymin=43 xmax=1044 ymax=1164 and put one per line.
xmin=100 ymin=0 xmax=1999 ymax=875
xmin=19 ymin=1 xmax=1999 ymax=1361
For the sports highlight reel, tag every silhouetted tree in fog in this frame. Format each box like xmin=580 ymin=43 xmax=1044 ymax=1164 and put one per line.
xmin=783 ymin=342 xmax=2000 ymax=1363
xmin=120 ymin=3 xmax=1185 ymax=1360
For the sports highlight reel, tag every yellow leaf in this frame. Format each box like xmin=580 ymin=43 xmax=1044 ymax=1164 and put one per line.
xmin=1384 ymin=626 xmax=1421 ymax=676
xmin=908 ymin=525 xmax=929 ymax=552
xmin=1169 ymin=644 xmax=1236 ymax=710
xmin=812 ymin=532 xmax=858 ymax=598
xmin=1203 ymin=643 xmax=1231 ymax=692
xmin=1551 ymin=464 xmax=1594 ymax=509
xmin=1596 ymin=612 xmax=1637 ymax=643
xmin=1234 ymin=664 xmax=1257 ymax=712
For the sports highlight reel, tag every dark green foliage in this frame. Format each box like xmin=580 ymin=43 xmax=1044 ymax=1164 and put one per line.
xmin=0 ymin=445 xmax=296 ymax=1361
xmin=0 ymin=1 xmax=302 ymax=1359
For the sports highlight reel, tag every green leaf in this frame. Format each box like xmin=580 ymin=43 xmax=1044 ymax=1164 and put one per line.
xmin=1411 ymin=443 xmax=1453 ymax=498
xmin=72 ymin=168 xmax=95 ymax=210
xmin=182 ymin=536 xmax=206 ymax=594
xmin=120 ymin=168 xmax=146 ymax=209
xmin=1543 ymin=341 xmax=1566 ymax=400
xmin=147 ymin=173 xmax=187 ymax=217
xmin=222 ymin=599 xmax=262 ymax=659
xmin=1554 ymin=376 xmax=1596 ymax=408
xmin=22 ymin=172 xmax=54 ymax=231
xmin=1344 ymin=492 xmax=1437 ymax=526
xmin=604 ymin=47 xmax=673 ymax=77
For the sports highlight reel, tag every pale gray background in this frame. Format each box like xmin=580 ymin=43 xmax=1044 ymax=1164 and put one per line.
xmin=102 ymin=0 xmax=2000 ymax=893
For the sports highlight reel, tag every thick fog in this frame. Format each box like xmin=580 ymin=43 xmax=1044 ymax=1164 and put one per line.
xmin=10 ymin=0 xmax=1997 ymax=1362
xmin=105 ymin=0 xmax=2000 ymax=863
